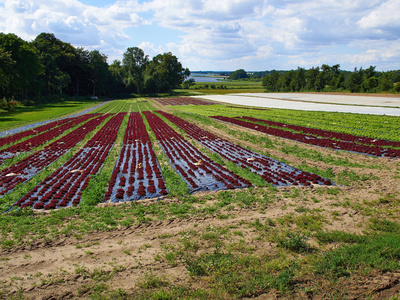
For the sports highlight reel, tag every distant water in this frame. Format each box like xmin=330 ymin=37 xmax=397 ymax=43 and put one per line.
xmin=188 ymin=76 xmax=227 ymax=83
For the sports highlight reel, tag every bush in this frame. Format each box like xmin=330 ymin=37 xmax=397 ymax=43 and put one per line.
xmin=278 ymin=233 xmax=311 ymax=253
xmin=0 ymin=98 xmax=19 ymax=112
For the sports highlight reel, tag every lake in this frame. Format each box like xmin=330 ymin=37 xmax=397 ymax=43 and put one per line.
xmin=188 ymin=76 xmax=227 ymax=83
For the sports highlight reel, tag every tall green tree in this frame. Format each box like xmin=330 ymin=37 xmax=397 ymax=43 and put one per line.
xmin=108 ymin=60 xmax=126 ymax=95
xmin=0 ymin=47 xmax=14 ymax=98
xmin=229 ymin=69 xmax=249 ymax=80
xmin=332 ymin=72 xmax=345 ymax=90
xmin=182 ymin=78 xmax=195 ymax=89
xmin=183 ymin=68 xmax=190 ymax=80
xmin=361 ymin=66 xmax=378 ymax=92
xmin=0 ymin=33 xmax=43 ymax=99
xmin=262 ymin=71 xmax=279 ymax=91
xmin=378 ymin=72 xmax=393 ymax=91
xmin=122 ymin=47 xmax=149 ymax=94
xmin=364 ymin=65 xmax=376 ymax=79
xmin=289 ymin=67 xmax=306 ymax=91
xmin=67 ymin=47 xmax=91 ymax=96
xmin=32 ymin=33 xmax=75 ymax=96
xmin=144 ymin=52 xmax=185 ymax=93
xmin=345 ymin=67 xmax=364 ymax=92
xmin=277 ymin=70 xmax=294 ymax=92
xmin=389 ymin=70 xmax=400 ymax=92
xmin=305 ymin=67 xmax=319 ymax=91
xmin=314 ymin=72 xmax=325 ymax=91
xmin=88 ymin=50 xmax=109 ymax=97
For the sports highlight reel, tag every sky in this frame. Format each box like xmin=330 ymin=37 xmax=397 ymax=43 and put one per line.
xmin=0 ymin=0 xmax=399 ymax=71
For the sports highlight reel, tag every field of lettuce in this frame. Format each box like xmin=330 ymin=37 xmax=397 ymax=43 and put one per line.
xmin=0 ymin=97 xmax=400 ymax=299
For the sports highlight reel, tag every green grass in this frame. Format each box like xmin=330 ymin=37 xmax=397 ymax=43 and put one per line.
xmin=278 ymin=232 xmax=311 ymax=253
xmin=0 ymin=204 xmax=160 ymax=249
xmin=314 ymin=233 xmax=400 ymax=279
xmin=314 ymin=230 xmax=365 ymax=244
xmin=93 ymin=99 xmax=126 ymax=113
xmin=180 ymin=246 xmax=298 ymax=297
xmin=137 ymin=100 xmax=157 ymax=112
xmin=80 ymin=113 xmax=129 ymax=206
xmin=369 ymin=218 xmax=400 ymax=233
xmin=0 ymin=188 xmax=274 ymax=250
xmin=175 ymin=80 xmax=264 ymax=95
xmin=279 ymin=144 xmax=379 ymax=169
xmin=0 ymin=99 xmax=102 ymax=132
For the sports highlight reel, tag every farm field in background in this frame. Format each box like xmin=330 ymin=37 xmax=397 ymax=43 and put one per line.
xmin=0 ymin=96 xmax=400 ymax=299
xmin=175 ymin=79 xmax=265 ymax=95
xmin=194 ymin=94 xmax=400 ymax=116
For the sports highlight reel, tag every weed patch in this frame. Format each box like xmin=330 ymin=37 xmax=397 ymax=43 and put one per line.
xmin=314 ymin=233 xmax=400 ymax=279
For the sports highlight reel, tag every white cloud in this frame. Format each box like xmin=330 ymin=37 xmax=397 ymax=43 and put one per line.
xmin=0 ymin=0 xmax=399 ymax=70
xmin=345 ymin=38 xmax=400 ymax=70
xmin=138 ymin=41 xmax=164 ymax=57
xmin=357 ymin=0 xmax=400 ymax=43
xmin=0 ymin=0 xmax=146 ymax=59
xmin=148 ymin=0 xmax=400 ymax=70
xmin=358 ymin=0 xmax=400 ymax=29
xmin=4 ymin=0 xmax=32 ymax=13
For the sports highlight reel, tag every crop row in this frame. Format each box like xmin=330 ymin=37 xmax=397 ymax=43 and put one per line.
xmin=176 ymin=103 xmax=400 ymax=142
xmin=0 ymin=114 xmax=98 ymax=164
xmin=0 ymin=114 xmax=110 ymax=197
xmin=104 ymin=112 xmax=168 ymax=202
xmin=227 ymin=105 xmax=267 ymax=111
xmin=240 ymin=116 xmax=400 ymax=149
xmin=157 ymin=111 xmax=332 ymax=187
xmin=144 ymin=111 xmax=251 ymax=192
xmin=0 ymin=117 xmax=79 ymax=148
xmin=153 ymin=97 xmax=216 ymax=106
xmin=212 ymin=116 xmax=400 ymax=158
xmin=12 ymin=113 xmax=125 ymax=209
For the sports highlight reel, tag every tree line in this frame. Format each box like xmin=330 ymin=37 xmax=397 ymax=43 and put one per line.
xmin=0 ymin=32 xmax=189 ymax=107
xmin=261 ymin=65 xmax=400 ymax=93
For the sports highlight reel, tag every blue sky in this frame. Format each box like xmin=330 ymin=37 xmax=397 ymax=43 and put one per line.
xmin=1 ymin=0 xmax=399 ymax=71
